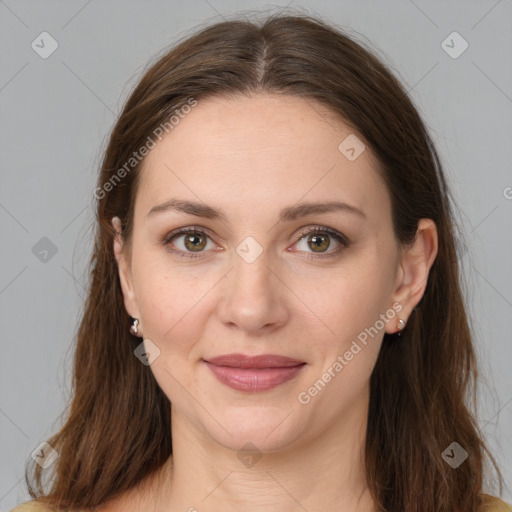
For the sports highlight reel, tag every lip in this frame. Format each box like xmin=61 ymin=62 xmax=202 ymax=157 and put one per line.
xmin=204 ymin=353 xmax=305 ymax=368
xmin=203 ymin=353 xmax=306 ymax=392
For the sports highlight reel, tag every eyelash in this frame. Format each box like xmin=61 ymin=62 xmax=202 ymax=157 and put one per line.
xmin=161 ymin=225 xmax=351 ymax=260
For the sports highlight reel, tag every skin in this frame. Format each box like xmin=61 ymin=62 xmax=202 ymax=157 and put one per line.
xmin=109 ymin=93 xmax=438 ymax=512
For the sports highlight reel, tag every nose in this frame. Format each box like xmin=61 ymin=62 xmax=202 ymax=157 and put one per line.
xmin=216 ymin=246 xmax=289 ymax=335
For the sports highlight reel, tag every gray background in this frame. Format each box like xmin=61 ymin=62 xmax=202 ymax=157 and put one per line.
xmin=1 ymin=0 xmax=511 ymax=509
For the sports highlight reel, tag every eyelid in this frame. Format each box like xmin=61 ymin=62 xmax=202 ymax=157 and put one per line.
xmin=294 ymin=225 xmax=351 ymax=247
xmin=161 ymin=225 xmax=217 ymax=244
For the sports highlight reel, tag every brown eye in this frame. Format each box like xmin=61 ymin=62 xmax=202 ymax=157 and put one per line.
xmin=183 ymin=232 xmax=207 ymax=252
xmin=294 ymin=226 xmax=350 ymax=258
xmin=307 ymin=233 xmax=331 ymax=252
xmin=163 ymin=228 xmax=216 ymax=258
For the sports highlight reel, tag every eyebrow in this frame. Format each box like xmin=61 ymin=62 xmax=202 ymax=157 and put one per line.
xmin=146 ymin=198 xmax=366 ymax=222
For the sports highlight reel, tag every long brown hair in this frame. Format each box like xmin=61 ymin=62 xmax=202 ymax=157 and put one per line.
xmin=25 ymin=11 xmax=503 ymax=512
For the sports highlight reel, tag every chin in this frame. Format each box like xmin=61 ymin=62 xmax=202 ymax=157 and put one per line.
xmin=202 ymin=405 xmax=306 ymax=454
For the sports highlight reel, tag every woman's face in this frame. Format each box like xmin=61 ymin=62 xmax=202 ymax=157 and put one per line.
xmin=115 ymin=93 xmax=407 ymax=452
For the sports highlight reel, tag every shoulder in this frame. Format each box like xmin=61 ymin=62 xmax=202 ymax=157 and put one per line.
xmin=9 ymin=501 xmax=56 ymax=512
xmin=480 ymin=494 xmax=512 ymax=512
xmin=9 ymin=500 xmax=106 ymax=512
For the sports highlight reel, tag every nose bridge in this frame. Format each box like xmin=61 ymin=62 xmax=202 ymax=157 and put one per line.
xmin=233 ymin=240 xmax=271 ymax=290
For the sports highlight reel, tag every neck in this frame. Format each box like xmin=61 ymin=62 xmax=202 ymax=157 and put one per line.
xmin=154 ymin=390 xmax=376 ymax=512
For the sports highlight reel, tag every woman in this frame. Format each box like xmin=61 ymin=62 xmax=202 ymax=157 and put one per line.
xmin=13 ymin=12 xmax=510 ymax=512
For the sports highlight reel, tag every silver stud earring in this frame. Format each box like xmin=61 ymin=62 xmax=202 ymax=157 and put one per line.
xmin=396 ymin=318 xmax=406 ymax=336
xmin=130 ymin=318 xmax=139 ymax=336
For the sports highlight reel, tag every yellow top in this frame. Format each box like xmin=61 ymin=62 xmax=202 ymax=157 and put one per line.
xmin=9 ymin=495 xmax=512 ymax=511
xmin=481 ymin=495 xmax=512 ymax=512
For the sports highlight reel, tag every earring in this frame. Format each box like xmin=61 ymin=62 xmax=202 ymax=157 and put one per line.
xmin=396 ymin=318 xmax=405 ymax=336
xmin=130 ymin=318 xmax=139 ymax=336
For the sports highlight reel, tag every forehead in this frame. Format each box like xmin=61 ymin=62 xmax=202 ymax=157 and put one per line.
xmin=135 ymin=93 xmax=390 ymax=227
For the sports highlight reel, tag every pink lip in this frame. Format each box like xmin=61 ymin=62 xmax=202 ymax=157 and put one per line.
xmin=205 ymin=353 xmax=305 ymax=368
xmin=203 ymin=353 xmax=306 ymax=392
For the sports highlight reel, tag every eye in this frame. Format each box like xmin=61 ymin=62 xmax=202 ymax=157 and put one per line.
xmin=162 ymin=228 xmax=217 ymax=259
xmin=162 ymin=225 xmax=350 ymax=260
xmin=292 ymin=226 xmax=350 ymax=258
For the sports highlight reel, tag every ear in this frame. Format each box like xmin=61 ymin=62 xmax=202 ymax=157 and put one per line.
xmin=385 ymin=218 xmax=438 ymax=334
xmin=112 ymin=216 xmax=140 ymax=319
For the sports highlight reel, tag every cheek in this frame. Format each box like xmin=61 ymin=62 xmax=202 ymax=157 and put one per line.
xmin=132 ymin=266 xmax=214 ymax=400
xmin=292 ymin=265 xmax=389 ymax=415
xmin=294 ymin=260 xmax=391 ymax=344
xmin=131 ymin=250 xmax=220 ymax=355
